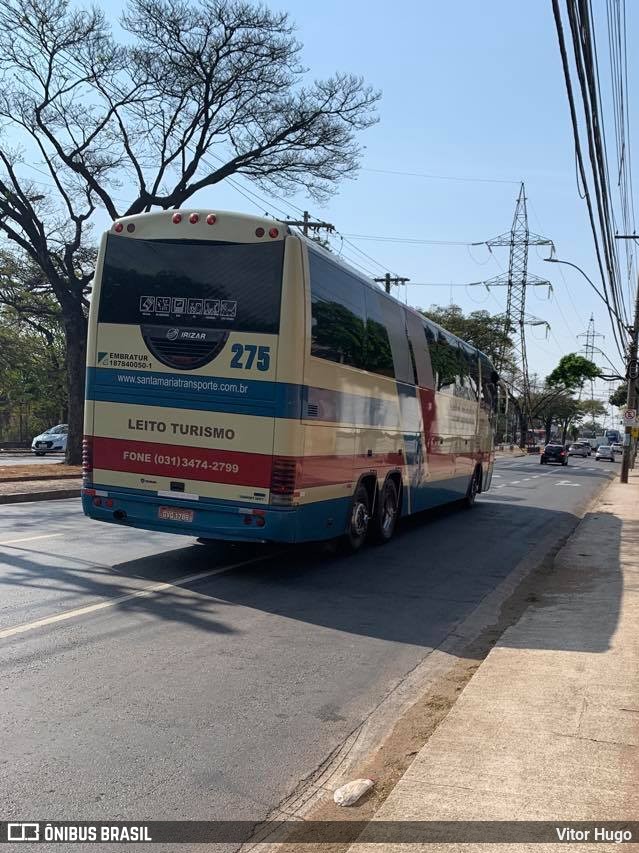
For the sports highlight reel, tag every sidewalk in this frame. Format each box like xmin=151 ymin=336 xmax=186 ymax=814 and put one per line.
xmin=350 ymin=470 xmax=639 ymax=851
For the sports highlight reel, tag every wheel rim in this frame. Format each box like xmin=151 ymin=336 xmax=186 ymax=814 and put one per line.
xmin=469 ymin=473 xmax=479 ymax=503
xmin=351 ymin=501 xmax=369 ymax=538
xmin=381 ymin=490 xmax=397 ymax=533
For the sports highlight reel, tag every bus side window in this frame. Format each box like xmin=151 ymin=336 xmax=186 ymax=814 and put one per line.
xmin=423 ymin=321 xmax=439 ymax=388
xmin=431 ymin=331 xmax=458 ymax=395
xmin=379 ymin=298 xmax=413 ymax=384
xmin=407 ymin=311 xmax=434 ymax=388
xmin=309 ymin=250 xmax=366 ymax=368
xmin=464 ymin=348 xmax=480 ymax=401
xmin=363 ymin=289 xmax=395 ymax=378
xmin=480 ymin=358 xmax=497 ymax=414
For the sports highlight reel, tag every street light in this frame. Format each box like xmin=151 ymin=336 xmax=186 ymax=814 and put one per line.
xmin=543 ymin=256 xmax=628 ymax=329
xmin=592 ymin=350 xmax=625 ymax=380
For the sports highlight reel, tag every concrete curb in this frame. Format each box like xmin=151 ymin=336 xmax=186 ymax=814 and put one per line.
xmin=0 ymin=488 xmax=81 ymax=505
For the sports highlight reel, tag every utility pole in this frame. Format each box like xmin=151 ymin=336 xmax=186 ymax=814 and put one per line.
xmin=483 ymin=183 xmax=553 ymax=447
xmin=613 ymin=236 xmax=639 ymax=483
xmin=374 ymin=273 xmax=410 ymax=294
xmin=285 ymin=210 xmax=335 ymax=237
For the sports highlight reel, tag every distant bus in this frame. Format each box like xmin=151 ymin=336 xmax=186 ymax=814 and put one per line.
xmin=82 ymin=211 xmax=499 ymax=551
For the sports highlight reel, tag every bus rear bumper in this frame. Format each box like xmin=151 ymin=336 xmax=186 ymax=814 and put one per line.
xmin=82 ymin=488 xmax=299 ymax=543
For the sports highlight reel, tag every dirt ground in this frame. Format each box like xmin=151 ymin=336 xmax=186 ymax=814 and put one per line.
xmin=0 ymin=464 xmax=82 ymax=481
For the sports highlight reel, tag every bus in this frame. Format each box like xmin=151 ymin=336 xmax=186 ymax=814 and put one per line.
xmin=82 ymin=210 xmax=499 ymax=551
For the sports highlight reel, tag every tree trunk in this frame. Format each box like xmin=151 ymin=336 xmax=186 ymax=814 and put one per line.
xmin=545 ymin=417 xmax=552 ymax=444
xmin=63 ymin=307 xmax=88 ymax=465
xmin=518 ymin=410 xmax=528 ymax=449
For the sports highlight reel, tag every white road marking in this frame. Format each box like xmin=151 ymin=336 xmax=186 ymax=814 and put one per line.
xmin=554 ymin=481 xmax=581 ymax=487
xmin=492 ymin=474 xmax=502 ymax=478
xmin=0 ymin=552 xmax=278 ymax=641
xmin=531 ymin=475 xmax=540 ymax=479
xmin=510 ymin=480 xmax=521 ymax=484
xmin=0 ymin=533 xmax=63 ymax=546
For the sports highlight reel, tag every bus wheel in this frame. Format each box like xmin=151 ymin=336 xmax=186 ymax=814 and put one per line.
xmin=464 ymin=468 xmax=481 ymax=508
xmin=372 ymin=479 xmax=399 ymax=544
xmin=343 ymin=485 xmax=371 ymax=553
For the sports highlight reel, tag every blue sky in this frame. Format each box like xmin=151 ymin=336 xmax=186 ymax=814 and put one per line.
xmin=21 ymin=0 xmax=634 ymax=422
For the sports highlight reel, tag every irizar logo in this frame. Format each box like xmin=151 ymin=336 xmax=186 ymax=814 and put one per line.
xmin=166 ymin=328 xmax=206 ymax=341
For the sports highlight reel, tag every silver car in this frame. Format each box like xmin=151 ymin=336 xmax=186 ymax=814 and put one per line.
xmin=568 ymin=442 xmax=589 ymax=457
xmin=595 ymin=445 xmax=615 ymax=461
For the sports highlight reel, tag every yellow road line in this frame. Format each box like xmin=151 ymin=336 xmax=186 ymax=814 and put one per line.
xmin=0 ymin=534 xmax=63 ymax=546
xmin=0 ymin=552 xmax=276 ymax=641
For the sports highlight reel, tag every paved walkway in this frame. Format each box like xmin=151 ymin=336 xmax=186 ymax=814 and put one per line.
xmin=350 ymin=470 xmax=639 ymax=852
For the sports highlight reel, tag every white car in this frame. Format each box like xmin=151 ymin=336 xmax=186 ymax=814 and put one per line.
xmin=611 ymin=443 xmax=624 ymax=455
xmin=595 ymin=445 xmax=615 ymax=462
xmin=31 ymin=424 xmax=68 ymax=456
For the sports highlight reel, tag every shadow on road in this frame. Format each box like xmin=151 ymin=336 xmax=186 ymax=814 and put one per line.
xmin=0 ymin=494 xmax=621 ymax=656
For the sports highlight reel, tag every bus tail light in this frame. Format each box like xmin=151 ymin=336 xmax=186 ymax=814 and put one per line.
xmin=172 ymin=212 xmax=182 ymax=224
xmin=82 ymin=436 xmax=93 ymax=481
xmin=189 ymin=213 xmax=199 ymax=224
xmin=269 ymin=227 xmax=279 ymax=238
xmin=255 ymin=227 xmax=265 ymax=237
xmin=114 ymin=222 xmax=123 ymax=232
xmin=206 ymin=213 xmax=217 ymax=225
xmin=270 ymin=457 xmax=300 ymax=506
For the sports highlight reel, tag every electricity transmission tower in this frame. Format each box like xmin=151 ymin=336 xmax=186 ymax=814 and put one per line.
xmin=578 ymin=314 xmax=604 ymax=426
xmin=578 ymin=314 xmax=604 ymax=366
xmin=483 ymin=183 xmax=553 ymax=442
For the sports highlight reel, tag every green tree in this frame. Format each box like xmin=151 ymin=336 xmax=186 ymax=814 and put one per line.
xmin=0 ymin=306 xmax=67 ymax=442
xmin=609 ymin=384 xmax=631 ymax=408
xmin=546 ymin=354 xmax=600 ymax=391
xmin=0 ymin=0 xmax=379 ymax=461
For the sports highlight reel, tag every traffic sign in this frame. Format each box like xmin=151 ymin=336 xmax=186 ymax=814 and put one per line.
xmin=623 ymin=409 xmax=637 ymax=426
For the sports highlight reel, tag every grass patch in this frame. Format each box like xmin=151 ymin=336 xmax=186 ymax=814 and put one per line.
xmin=0 ymin=464 xmax=82 ymax=481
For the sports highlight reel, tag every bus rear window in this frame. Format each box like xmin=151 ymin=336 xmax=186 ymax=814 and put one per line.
xmin=98 ymin=236 xmax=284 ymax=334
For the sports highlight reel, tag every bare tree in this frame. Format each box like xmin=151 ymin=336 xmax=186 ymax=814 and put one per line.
xmin=0 ymin=0 xmax=379 ymax=461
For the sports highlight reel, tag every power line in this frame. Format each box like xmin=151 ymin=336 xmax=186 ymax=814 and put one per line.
xmin=551 ymin=0 xmax=627 ymax=360
xmin=341 ymin=232 xmax=477 ymax=246
xmin=361 ymin=167 xmax=521 ymax=185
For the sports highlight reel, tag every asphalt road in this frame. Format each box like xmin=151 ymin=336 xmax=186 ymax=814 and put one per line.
xmin=0 ymin=454 xmax=617 ymax=839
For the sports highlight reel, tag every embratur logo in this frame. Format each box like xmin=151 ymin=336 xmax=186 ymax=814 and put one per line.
xmin=98 ymin=351 xmax=109 ymax=363
xmin=7 ymin=823 xmax=40 ymax=841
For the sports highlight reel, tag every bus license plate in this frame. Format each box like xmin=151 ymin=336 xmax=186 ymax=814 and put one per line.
xmin=158 ymin=506 xmax=194 ymax=523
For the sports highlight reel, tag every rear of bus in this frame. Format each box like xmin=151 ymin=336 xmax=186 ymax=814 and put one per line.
xmin=82 ymin=210 xmax=305 ymax=542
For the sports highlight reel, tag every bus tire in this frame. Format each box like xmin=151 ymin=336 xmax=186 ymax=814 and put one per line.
xmin=371 ymin=478 xmax=399 ymax=544
xmin=464 ymin=467 xmax=481 ymax=509
xmin=342 ymin=484 xmax=371 ymax=553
